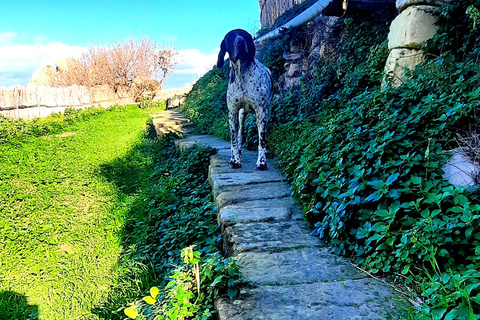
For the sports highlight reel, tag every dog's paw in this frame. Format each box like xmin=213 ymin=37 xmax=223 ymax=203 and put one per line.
xmin=229 ymin=160 xmax=242 ymax=169
xmin=255 ymin=163 xmax=268 ymax=171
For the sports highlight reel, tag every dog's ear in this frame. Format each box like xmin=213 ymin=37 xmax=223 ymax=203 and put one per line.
xmin=245 ymin=33 xmax=256 ymax=65
xmin=217 ymin=40 xmax=227 ymax=68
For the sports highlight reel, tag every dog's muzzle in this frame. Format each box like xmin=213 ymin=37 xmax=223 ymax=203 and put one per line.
xmin=233 ymin=36 xmax=248 ymax=62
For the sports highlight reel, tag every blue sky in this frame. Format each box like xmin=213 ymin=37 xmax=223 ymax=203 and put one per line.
xmin=0 ymin=0 xmax=261 ymax=89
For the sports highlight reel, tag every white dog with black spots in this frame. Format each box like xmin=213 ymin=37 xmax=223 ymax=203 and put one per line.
xmin=217 ymin=29 xmax=272 ymax=171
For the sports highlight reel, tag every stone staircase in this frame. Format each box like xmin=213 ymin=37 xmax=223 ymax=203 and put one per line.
xmin=151 ymin=108 xmax=194 ymax=138
xmin=153 ymin=108 xmax=409 ymax=320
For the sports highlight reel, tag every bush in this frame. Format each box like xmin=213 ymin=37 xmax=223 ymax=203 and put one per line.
xmin=181 ymin=65 xmax=229 ymax=140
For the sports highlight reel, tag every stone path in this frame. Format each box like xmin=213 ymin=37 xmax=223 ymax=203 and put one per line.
xmin=154 ymin=108 xmax=408 ymax=320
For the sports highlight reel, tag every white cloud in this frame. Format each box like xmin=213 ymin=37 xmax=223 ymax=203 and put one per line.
xmin=177 ymin=49 xmax=217 ymax=78
xmin=0 ymin=32 xmax=85 ymax=87
xmin=162 ymin=48 xmax=217 ymax=90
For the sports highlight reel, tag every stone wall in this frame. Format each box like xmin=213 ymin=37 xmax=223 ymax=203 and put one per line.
xmin=0 ymin=85 xmax=134 ymax=120
xmin=286 ymin=15 xmax=342 ymax=90
xmin=259 ymin=0 xmax=308 ymax=28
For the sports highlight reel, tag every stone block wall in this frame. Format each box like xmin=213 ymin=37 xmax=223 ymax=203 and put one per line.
xmin=273 ymin=15 xmax=343 ymax=91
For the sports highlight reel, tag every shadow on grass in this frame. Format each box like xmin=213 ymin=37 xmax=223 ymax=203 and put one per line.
xmin=0 ymin=290 xmax=39 ymax=320
xmin=91 ymin=125 xmax=175 ymax=319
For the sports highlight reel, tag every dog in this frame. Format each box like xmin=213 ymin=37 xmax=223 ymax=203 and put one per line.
xmin=217 ymin=29 xmax=272 ymax=171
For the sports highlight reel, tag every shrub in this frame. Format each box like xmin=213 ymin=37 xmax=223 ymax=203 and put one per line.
xmin=181 ymin=65 xmax=229 ymax=140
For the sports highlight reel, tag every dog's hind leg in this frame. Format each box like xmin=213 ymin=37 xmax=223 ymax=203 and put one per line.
xmin=237 ymin=108 xmax=245 ymax=155
xmin=255 ymin=107 xmax=268 ymax=171
xmin=229 ymin=108 xmax=242 ymax=168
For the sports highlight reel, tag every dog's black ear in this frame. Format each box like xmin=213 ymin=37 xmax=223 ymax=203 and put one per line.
xmin=217 ymin=40 xmax=227 ymax=68
xmin=245 ymin=33 xmax=256 ymax=65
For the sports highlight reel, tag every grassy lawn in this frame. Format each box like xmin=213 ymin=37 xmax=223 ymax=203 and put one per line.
xmin=0 ymin=105 xmax=165 ymax=319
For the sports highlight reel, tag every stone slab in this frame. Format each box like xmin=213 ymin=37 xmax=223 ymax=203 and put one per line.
xmin=443 ymin=148 xmax=480 ymax=188
xmin=210 ymin=170 xmax=287 ymax=193
xmin=388 ymin=5 xmax=439 ymax=50
xmin=215 ymin=181 xmax=292 ymax=209
xmin=175 ymin=135 xmax=230 ymax=151
xmin=223 ymin=221 xmax=321 ymax=256
xmin=216 ymin=279 xmax=408 ymax=320
xmin=210 ymin=148 xmax=280 ymax=173
xmin=234 ymin=247 xmax=366 ymax=285
xmin=218 ymin=198 xmax=304 ymax=227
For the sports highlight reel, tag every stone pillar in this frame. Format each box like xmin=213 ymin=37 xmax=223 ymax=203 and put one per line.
xmin=384 ymin=0 xmax=447 ymax=87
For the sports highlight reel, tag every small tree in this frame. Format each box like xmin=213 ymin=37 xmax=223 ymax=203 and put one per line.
xmin=156 ymin=45 xmax=180 ymax=86
xmin=42 ymin=38 xmax=179 ymax=96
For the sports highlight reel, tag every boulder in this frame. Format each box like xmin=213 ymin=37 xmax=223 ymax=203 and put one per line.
xmin=388 ymin=5 xmax=439 ymax=50
xmin=443 ymin=149 xmax=480 ymax=188
xmin=383 ymin=48 xmax=424 ymax=87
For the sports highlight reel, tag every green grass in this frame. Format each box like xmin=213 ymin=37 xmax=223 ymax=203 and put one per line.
xmin=0 ymin=105 xmax=166 ymax=319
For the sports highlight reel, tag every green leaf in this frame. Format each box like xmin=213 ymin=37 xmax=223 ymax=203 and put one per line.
xmin=124 ymin=307 xmax=139 ymax=319
xmin=440 ymin=273 xmax=451 ymax=284
xmin=227 ymin=288 xmax=238 ymax=299
xmin=374 ymin=209 xmax=390 ymax=218
xmin=150 ymin=286 xmax=160 ymax=299
xmin=438 ymin=249 xmax=449 ymax=257
xmin=448 ymin=206 xmax=463 ymax=214
xmin=401 ymin=265 xmax=410 ymax=275
xmin=420 ymin=209 xmax=430 ymax=218
xmin=211 ymin=275 xmax=224 ymax=287
xmin=411 ymin=176 xmax=422 ymax=185
xmin=228 ymin=266 xmax=237 ymax=277
xmin=386 ymin=173 xmax=399 ymax=185
xmin=444 ymin=308 xmax=462 ymax=320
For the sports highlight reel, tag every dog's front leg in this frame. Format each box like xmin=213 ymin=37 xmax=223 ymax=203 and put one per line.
xmin=237 ymin=108 xmax=245 ymax=155
xmin=229 ymin=108 xmax=242 ymax=168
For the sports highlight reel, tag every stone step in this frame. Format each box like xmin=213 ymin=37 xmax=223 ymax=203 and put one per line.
xmin=233 ymin=247 xmax=365 ymax=285
xmin=215 ymin=279 xmax=408 ymax=320
xmin=214 ymin=181 xmax=293 ymax=208
xmin=217 ymin=198 xmax=304 ymax=228
xmin=222 ymin=221 xmax=320 ymax=256
xmin=175 ymin=135 xmax=231 ymax=151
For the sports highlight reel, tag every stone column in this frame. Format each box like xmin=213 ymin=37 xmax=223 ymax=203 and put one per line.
xmin=384 ymin=0 xmax=447 ymax=87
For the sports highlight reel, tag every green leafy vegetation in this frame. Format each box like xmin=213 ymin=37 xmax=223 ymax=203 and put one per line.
xmin=181 ymin=64 xmax=230 ymax=140
xmin=114 ymin=137 xmax=246 ymax=320
xmin=182 ymin=1 xmax=480 ymax=318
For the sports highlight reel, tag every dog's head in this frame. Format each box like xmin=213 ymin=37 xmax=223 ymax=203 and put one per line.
xmin=217 ymin=29 xmax=256 ymax=69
